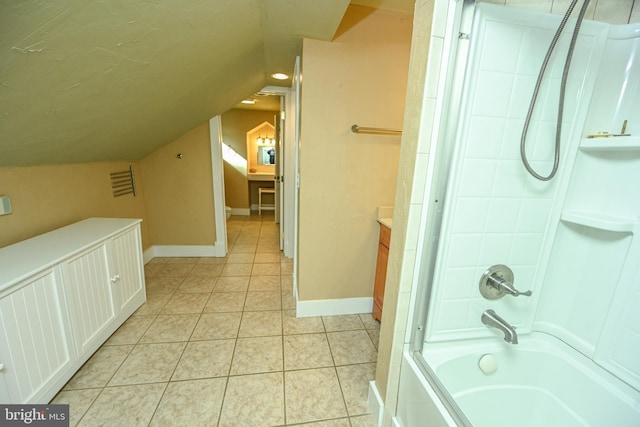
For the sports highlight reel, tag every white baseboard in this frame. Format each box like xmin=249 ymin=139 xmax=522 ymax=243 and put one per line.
xmin=296 ymin=297 xmax=373 ymax=318
xmin=369 ymin=380 xmax=384 ymax=427
xmin=230 ymin=208 xmax=250 ymax=216
xmin=143 ymin=243 xmax=226 ymax=262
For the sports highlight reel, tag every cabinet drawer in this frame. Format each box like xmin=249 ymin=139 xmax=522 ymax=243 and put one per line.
xmin=379 ymin=224 xmax=391 ymax=248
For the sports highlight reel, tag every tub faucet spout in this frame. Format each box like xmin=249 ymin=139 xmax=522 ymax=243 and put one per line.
xmin=481 ymin=309 xmax=518 ymax=344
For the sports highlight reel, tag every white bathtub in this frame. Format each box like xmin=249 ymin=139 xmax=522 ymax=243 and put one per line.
xmin=397 ymin=333 xmax=640 ymax=427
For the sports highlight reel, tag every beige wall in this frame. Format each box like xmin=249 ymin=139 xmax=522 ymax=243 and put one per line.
xmin=298 ymin=5 xmax=413 ymax=302
xmin=140 ymin=121 xmax=216 ymax=246
xmin=221 ymin=109 xmax=278 ymax=209
xmin=0 ymin=161 xmax=150 ymax=249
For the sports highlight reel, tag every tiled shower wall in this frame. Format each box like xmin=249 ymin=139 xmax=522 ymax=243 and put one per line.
xmin=424 ymin=4 xmax=610 ymax=341
xmin=479 ymin=0 xmax=639 ymax=24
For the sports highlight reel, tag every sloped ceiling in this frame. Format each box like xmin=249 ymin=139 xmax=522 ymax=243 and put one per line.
xmin=0 ymin=0 xmax=414 ymax=167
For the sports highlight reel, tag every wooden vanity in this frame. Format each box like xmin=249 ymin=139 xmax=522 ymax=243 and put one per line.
xmin=373 ymin=222 xmax=391 ymax=322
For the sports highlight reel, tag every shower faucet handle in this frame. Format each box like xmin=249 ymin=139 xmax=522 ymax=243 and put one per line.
xmin=479 ymin=265 xmax=532 ymax=300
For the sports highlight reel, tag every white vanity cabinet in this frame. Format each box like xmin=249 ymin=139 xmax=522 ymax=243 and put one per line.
xmin=0 ymin=218 xmax=146 ymax=403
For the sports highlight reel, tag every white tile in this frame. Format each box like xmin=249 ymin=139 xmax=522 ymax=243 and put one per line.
xmin=416 ymin=98 xmax=437 ymax=154
xmin=446 ymin=234 xmax=482 ymax=267
xmin=410 ymin=153 xmax=429 ymax=204
xmin=452 ymin=198 xmax=490 ymax=233
xmin=431 ymin=0 xmax=450 ymax=38
xmin=425 ymin=36 xmax=445 ymax=99
xmin=458 ymin=159 xmax=498 ymax=197
xmin=484 ymin=199 xmax=520 ymax=233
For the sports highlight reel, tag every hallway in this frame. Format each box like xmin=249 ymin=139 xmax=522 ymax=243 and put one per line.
xmin=52 ymin=214 xmax=380 ymax=426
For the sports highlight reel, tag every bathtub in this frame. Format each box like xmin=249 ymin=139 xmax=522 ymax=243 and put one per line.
xmin=396 ymin=333 xmax=640 ymax=427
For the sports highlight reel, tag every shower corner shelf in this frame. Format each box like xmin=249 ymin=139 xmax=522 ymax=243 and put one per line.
xmin=560 ymin=210 xmax=637 ymax=233
xmin=580 ymin=136 xmax=640 ymax=151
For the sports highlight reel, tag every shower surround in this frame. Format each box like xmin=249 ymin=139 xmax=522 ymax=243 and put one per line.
xmin=393 ymin=2 xmax=640 ymax=426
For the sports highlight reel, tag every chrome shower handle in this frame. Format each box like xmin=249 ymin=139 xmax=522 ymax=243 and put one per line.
xmin=479 ymin=265 xmax=532 ymax=300
xmin=487 ymin=274 xmax=532 ymax=297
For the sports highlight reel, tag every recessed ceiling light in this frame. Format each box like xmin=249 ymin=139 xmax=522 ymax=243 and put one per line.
xmin=241 ymin=99 xmax=256 ymax=104
xmin=271 ymin=73 xmax=289 ymax=80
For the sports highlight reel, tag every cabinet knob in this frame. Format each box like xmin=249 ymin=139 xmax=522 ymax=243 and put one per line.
xmin=110 ymin=274 xmax=120 ymax=283
xmin=0 ymin=363 xmax=4 ymax=371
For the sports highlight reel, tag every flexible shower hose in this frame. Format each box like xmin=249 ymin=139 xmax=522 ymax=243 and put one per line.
xmin=520 ymin=0 xmax=591 ymax=181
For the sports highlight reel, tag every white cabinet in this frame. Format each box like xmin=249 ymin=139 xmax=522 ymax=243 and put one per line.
xmin=0 ymin=218 xmax=146 ymax=403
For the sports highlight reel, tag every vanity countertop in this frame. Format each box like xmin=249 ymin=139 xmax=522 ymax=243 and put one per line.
xmin=378 ymin=218 xmax=393 ymax=229
xmin=248 ymin=173 xmax=275 ymax=182
xmin=376 ymin=206 xmax=394 ymax=229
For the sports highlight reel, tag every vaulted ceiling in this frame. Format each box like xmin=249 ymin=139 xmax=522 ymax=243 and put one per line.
xmin=0 ymin=0 xmax=414 ymax=167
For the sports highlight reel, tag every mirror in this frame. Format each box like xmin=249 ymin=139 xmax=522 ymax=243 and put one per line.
xmin=258 ymin=145 xmax=276 ymax=165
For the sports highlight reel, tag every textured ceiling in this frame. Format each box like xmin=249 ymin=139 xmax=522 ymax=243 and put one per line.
xmin=0 ymin=0 xmax=414 ymax=167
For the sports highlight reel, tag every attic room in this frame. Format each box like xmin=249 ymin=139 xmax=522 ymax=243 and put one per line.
xmin=6 ymin=0 xmax=637 ymax=425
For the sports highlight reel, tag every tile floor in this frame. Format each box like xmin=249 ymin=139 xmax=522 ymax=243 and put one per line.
xmin=52 ymin=214 xmax=381 ymax=427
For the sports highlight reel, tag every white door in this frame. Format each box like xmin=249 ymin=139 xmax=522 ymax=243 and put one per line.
xmin=290 ymin=56 xmax=301 ymax=297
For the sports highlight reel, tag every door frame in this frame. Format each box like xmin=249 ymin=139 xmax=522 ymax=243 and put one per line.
xmin=210 ymin=85 xmax=297 ymax=259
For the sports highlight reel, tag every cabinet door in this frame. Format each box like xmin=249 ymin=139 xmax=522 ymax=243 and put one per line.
xmin=109 ymin=226 xmax=146 ymax=315
xmin=373 ymin=241 xmax=389 ymax=322
xmin=0 ymin=270 xmax=72 ymax=403
xmin=61 ymin=243 xmax=116 ymax=357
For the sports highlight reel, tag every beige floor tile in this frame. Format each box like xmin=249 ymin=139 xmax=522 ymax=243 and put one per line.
xmin=323 ymin=315 xmax=365 ymax=332
xmin=109 ymin=342 xmax=185 ymax=385
xmin=144 ymin=263 xmax=164 ymax=278
xmin=134 ymin=293 xmax=172 ymax=316
xmin=78 ymin=383 xmax=166 ymax=427
xmin=145 ymin=277 xmax=183 ymax=294
xmin=285 ymin=368 xmax=347 ymax=424
xmin=150 ymin=378 xmax=227 ymax=427
xmin=350 ymin=414 xmax=379 ymax=427
xmin=282 ymin=310 xmax=325 ymax=335
xmin=238 ymin=310 xmax=282 ymax=337
xmin=336 ymin=363 xmax=376 ymax=415
xmin=253 ymin=252 xmax=281 ymax=263
xmin=64 ymin=345 xmax=133 ymax=390
xmin=147 ymin=257 xmax=171 ymax=264
xmin=252 ymin=262 xmax=280 ymax=276
xmin=327 ymin=331 xmax=378 ymax=366
xmin=367 ymin=329 xmax=380 ymax=350
xmin=177 ymin=275 xmax=217 ymax=293
xmin=197 ymin=257 xmax=226 ymax=264
xmin=160 ymin=293 xmax=209 ymax=314
xmin=284 ymin=333 xmax=334 ymax=371
xmin=230 ymin=244 xmax=257 ymax=253
xmin=214 ymin=276 xmax=250 ymax=292
xmin=256 ymin=243 xmax=280 ymax=253
xmin=187 ymin=263 xmax=223 ymax=277
xmin=281 ymin=262 xmax=293 ymax=275
xmin=226 ymin=252 xmax=256 ymax=264
xmin=248 ymin=275 xmax=281 ymax=291
xmin=235 ymin=236 xmax=259 ymax=245
xmin=139 ymin=314 xmax=199 ymax=343
xmin=230 ymin=336 xmax=283 ymax=375
xmin=204 ymin=292 xmax=247 ymax=312
xmin=221 ymin=263 xmax=253 ymax=277
xmin=218 ymin=373 xmax=285 ymax=427
xmin=159 ymin=263 xmax=196 ymax=277
xmin=244 ymin=290 xmax=282 ymax=311
xmin=191 ymin=312 xmax=242 ymax=340
xmin=105 ymin=315 xmax=155 ymax=346
xmin=289 ymin=419 xmax=351 ymax=427
xmin=282 ymin=292 xmax=296 ymax=310
xmin=168 ymin=257 xmax=201 ymax=264
xmin=51 ymin=388 xmax=101 ymax=427
xmin=281 ymin=275 xmax=293 ymax=289
xmin=172 ymin=339 xmax=235 ymax=380
xmin=359 ymin=313 xmax=380 ymax=330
